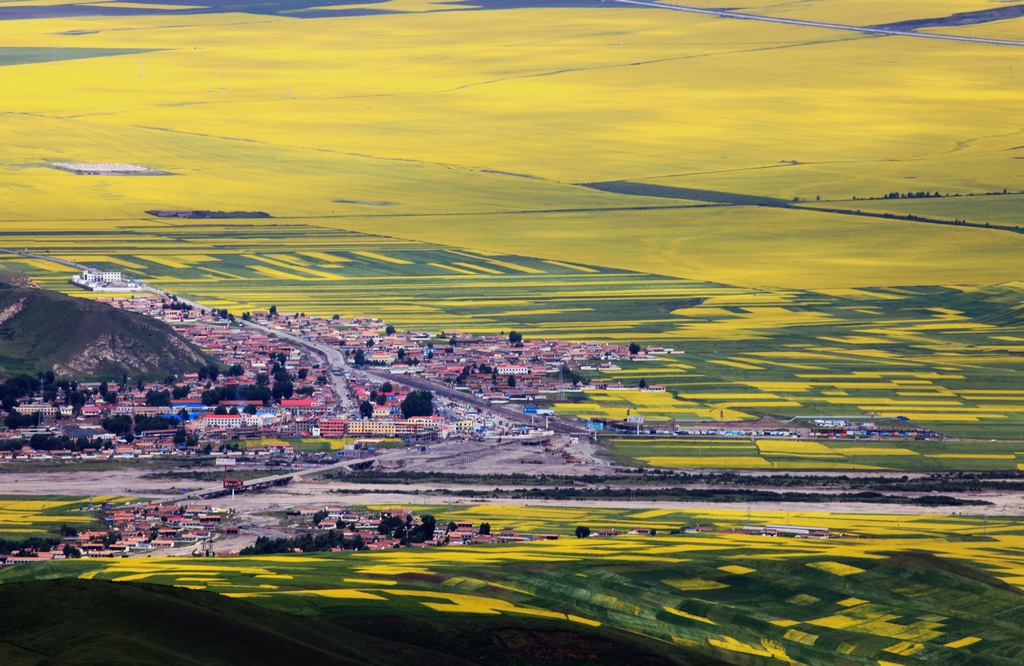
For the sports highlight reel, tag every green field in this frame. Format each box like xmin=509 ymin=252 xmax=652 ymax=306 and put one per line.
xmin=600 ymin=437 xmax=1024 ymax=472
xmin=4 ymin=506 xmax=1024 ymax=664
xmin=0 ymin=495 xmax=130 ymax=539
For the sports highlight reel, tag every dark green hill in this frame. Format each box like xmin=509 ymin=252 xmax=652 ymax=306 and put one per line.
xmin=0 ymin=277 xmax=208 ymax=379
xmin=0 ymin=579 xmax=708 ymax=666
xmin=0 ymin=578 xmax=450 ymax=666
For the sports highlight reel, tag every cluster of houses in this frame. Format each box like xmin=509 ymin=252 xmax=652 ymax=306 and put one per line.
xmin=282 ymin=506 xmax=561 ymax=550
xmin=94 ymin=294 xmax=645 ymax=440
xmin=232 ymin=307 xmax=664 ymax=401
xmin=0 ymin=501 xmax=681 ymax=565
xmin=0 ymin=502 xmax=232 ymax=565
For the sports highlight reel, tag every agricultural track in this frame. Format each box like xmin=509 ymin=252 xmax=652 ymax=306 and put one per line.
xmin=611 ymin=0 xmax=1024 ymax=47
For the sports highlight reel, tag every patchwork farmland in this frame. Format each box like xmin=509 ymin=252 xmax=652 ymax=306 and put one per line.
xmin=0 ymin=0 xmax=1023 ymax=660
xmin=4 ymin=504 xmax=1024 ymax=664
xmin=0 ymin=0 xmax=1019 ymax=448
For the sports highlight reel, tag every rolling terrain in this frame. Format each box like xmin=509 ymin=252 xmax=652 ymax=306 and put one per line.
xmin=0 ymin=272 xmax=208 ymax=378
xmin=0 ymin=0 xmax=1019 ymax=437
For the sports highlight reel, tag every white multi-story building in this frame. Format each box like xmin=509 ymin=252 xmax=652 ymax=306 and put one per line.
xmin=82 ymin=269 xmax=123 ymax=283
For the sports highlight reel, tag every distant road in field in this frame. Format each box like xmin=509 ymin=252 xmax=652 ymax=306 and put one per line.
xmin=609 ymin=0 xmax=1024 ymax=47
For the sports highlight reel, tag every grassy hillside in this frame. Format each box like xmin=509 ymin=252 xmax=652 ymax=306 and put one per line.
xmin=6 ymin=507 xmax=1024 ymax=665
xmin=0 ymin=278 xmax=207 ymax=379
xmin=0 ymin=578 xmax=709 ymax=666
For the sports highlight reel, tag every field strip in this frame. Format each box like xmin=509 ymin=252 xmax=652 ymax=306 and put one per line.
xmin=241 ymin=255 xmax=340 ymax=279
xmin=454 ymin=262 xmax=502 ymax=275
xmin=544 ymin=260 xmax=599 ymax=273
xmin=478 ymin=258 xmax=546 ymax=274
xmin=136 ymin=255 xmax=190 ymax=269
xmin=351 ymin=251 xmax=412 ymax=265
xmin=428 ymin=262 xmax=477 ymax=275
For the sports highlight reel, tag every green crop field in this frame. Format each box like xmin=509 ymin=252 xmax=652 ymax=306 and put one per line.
xmin=5 ymin=505 xmax=1024 ymax=664
xmin=599 ymin=436 xmax=1024 ymax=472
xmin=0 ymin=495 xmax=131 ymax=539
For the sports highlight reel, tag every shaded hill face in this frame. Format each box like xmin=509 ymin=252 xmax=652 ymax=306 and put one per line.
xmin=0 ymin=579 xmax=439 ymax=666
xmin=0 ymin=579 xmax=703 ymax=666
xmin=0 ymin=280 xmax=207 ymax=379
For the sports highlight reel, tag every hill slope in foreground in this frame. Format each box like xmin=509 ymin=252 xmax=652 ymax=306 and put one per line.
xmin=0 ymin=274 xmax=207 ymax=379
xmin=0 ymin=578 xmax=707 ymax=666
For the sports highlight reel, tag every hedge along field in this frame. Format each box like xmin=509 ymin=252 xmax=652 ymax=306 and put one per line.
xmin=4 ymin=506 xmax=1024 ymax=664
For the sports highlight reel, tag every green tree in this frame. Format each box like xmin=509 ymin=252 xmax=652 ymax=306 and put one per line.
xmin=628 ymin=342 xmax=641 ymax=355
xmin=575 ymin=525 xmax=591 ymax=539
xmin=359 ymin=401 xmax=374 ymax=419
xmin=145 ymin=389 xmax=171 ymax=407
xmin=479 ymin=522 xmax=491 ymax=536
xmin=507 ymin=375 xmax=516 ymax=388
xmin=508 ymin=330 xmax=523 ymax=344
xmin=400 ymin=390 xmax=434 ymax=418
xmin=385 ymin=324 xmax=396 ymax=335
xmin=413 ymin=514 xmax=437 ymax=543
xmin=272 ymin=381 xmax=294 ymax=401
xmin=638 ymin=378 xmax=647 ymax=389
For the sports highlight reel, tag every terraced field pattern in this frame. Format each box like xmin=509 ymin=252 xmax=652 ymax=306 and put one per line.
xmin=0 ymin=0 xmax=1021 ymax=445
xmin=5 ymin=504 xmax=1024 ymax=664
